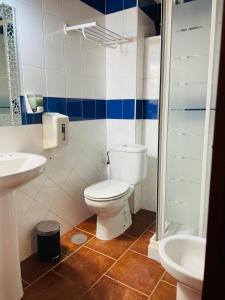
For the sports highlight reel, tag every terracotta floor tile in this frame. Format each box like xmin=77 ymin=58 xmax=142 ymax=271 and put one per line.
xmin=61 ymin=228 xmax=93 ymax=256
xmin=85 ymin=234 xmax=135 ymax=259
xmin=21 ymin=253 xmax=64 ymax=284
xmin=22 ymin=280 xmax=29 ymax=289
xmin=76 ymin=215 xmax=97 ymax=235
xmin=149 ymin=222 xmax=156 ymax=233
xmin=162 ymin=272 xmax=177 ymax=286
xmin=83 ymin=276 xmax=147 ymax=300
xmin=131 ymin=231 xmax=154 ymax=256
xmin=125 ymin=210 xmax=156 ymax=238
xmin=108 ymin=250 xmax=164 ymax=295
xmin=54 ymin=246 xmax=114 ymax=294
xmin=22 ymin=271 xmax=81 ymax=300
xmin=149 ymin=281 xmax=176 ymax=300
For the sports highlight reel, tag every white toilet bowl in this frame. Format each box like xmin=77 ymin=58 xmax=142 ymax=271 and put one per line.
xmin=159 ymin=235 xmax=206 ymax=300
xmin=84 ymin=180 xmax=134 ymax=240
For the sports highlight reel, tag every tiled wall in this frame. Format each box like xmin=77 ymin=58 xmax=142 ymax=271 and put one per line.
xmin=106 ymin=7 xmax=156 ymax=148
xmin=106 ymin=6 xmax=138 ymax=149
xmin=1 ymin=0 xmax=108 ymax=261
xmin=0 ymin=0 xmax=159 ymax=260
xmin=141 ymin=36 xmax=161 ymax=212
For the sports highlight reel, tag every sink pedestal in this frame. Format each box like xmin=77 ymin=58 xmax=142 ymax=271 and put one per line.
xmin=0 ymin=152 xmax=47 ymax=299
xmin=0 ymin=192 xmax=23 ymax=300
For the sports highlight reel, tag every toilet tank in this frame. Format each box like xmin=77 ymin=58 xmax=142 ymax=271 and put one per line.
xmin=109 ymin=144 xmax=148 ymax=185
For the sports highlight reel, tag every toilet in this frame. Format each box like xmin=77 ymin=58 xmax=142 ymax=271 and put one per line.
xmin=159 ymin=234 xmax=206 ymax=300
xmin=84 ymin=144 xmax=147 ymax=240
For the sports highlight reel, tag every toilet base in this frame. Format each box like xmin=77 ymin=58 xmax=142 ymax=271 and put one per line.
xmin=96 ymin=202 xmax=132 ymax=240
xmin=177 ymin=283 xmax=201 ymax=300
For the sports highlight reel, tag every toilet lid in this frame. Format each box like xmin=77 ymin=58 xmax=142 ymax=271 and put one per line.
xmin=84 ymin=180 xmax=130 ymax=201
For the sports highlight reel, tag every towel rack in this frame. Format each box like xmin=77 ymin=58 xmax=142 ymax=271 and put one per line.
xmin=64 ymin=22 xmax=130 ymax=48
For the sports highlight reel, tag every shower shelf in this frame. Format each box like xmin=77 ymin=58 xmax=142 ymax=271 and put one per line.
xmin=64 ymin=22 xmax=130 ymax=48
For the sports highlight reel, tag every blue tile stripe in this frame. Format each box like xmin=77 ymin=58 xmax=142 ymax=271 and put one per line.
xmin=20 ymin=96 xmax=159 ymax=125
xmin=20 ymin=96 xmax=107 ymax=125
xmin=80 ymin=0 xmax=137 ymax=15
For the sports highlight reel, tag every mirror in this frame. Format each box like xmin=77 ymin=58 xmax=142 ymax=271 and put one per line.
xmin=0 ymin=4 xmax=21 ymax=126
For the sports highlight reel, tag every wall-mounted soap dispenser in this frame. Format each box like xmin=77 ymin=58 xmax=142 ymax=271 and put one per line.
xmin=43 ymin=113 xmax=69 ymax=149
xmin=25 ymin=94 xmax=44 ymax=113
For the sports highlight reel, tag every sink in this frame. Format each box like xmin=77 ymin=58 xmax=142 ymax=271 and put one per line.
xmin=0 ymin=153 xmax=46 ymax=190
xmin=0 ymin=153 xmax=47 ymax=300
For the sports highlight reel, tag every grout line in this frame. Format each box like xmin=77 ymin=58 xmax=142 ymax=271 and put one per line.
xmin=80 ymin=223 xmax=154 ymax=299
xmin=23 ymin=279 xmax=30 ymax=290
xmin=149 ymin=230 xmax=156 ymax=234
xmin=147 ymin=271 xmax=166 ymax=300
xmin=73 ymin=225 xmax=95 ymax=236
xmin=161 ymin=279 xmax=177 ymax=288
xmin=80 ymin=239 xmax=137 ymax=298
xmin=23 ymin=214 xmax=157 ymax=298
xmin=105 ymin=274 xmax=149 ymax=298
xmin=74 ymin=226 xmax=95 ymax=237
xmin=52 ymin=269 xmax=75 ymax=283
xmin=22 ymin=236 xmax=95 ymax=289
xmin=83 ymin=245 xmax=116 ymax=261
xmin=123 ymin=233 xmax=137 ymax=239
xmin=128 ymin=248 xmax=148 ymax=258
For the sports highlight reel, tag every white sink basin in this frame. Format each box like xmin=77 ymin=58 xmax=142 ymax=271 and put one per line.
xmin=0 ymin=153 xmax=46 ymax=300
xmin=0 ymin=153 xmax=46 ymax=191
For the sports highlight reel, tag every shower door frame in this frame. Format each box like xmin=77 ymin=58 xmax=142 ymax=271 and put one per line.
xmin=203 ymin=2 xmax=225 ymax=296
xmin=157 ymin=0 xmax=219 ymax=240
xmin=156 ymin=0 xmax=172 ymax=241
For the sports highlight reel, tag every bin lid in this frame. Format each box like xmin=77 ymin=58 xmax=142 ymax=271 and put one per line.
xmin=36 ymin=220 xmax=60 ymax=236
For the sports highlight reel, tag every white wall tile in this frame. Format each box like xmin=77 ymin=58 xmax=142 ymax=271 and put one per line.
xmin=0 ymin=120 xmax=107 ymax=261
xmin=123 ymin=7 xmax=138 ymax=34
xmin=107 ymin=120 xmax=136 ymax=149
xmin=46 ymin=70 xmax=66 ymax=97
xmin=61 ymin=0 xmax=79 ymax=24
xmin=17 ymin=1 xmax=45 ymax=68
xmin=106 ymin=10 xmax=123 ymax=35
xmin=43 ymin=12 xmax=64 ymax=71
xmin=18 ymin=201 xmax=49 ymax=260
xmin=43 ymin=0 xmax=62 ymax=16
xmin=63 ymin=34 xmax=82 ymax=74
xmin=65 ymin=72 xmax=82 ymax=98
xmin=22 ymin=66 xmax=47 ymax=95
xmin=141 ymin=120 xmax=158 ymax=211
xmin=143 ymin=78 xmax=160 ymax=99
xmin=20 ymin=173 xmax=47 ymax=199
xmin=13 ymin=191 xmax=33 ymax=224
xmin=144 ymin=36 xmax=161 ymax=58
xmin=106 ymin=77 xmax=136 ymax=99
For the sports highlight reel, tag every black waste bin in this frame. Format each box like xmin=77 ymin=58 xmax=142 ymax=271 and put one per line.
xmin=36 ymin=220 xmax=61 ymax=262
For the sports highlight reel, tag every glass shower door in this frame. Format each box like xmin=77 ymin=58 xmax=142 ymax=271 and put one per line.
xmin=158 ymin=0 xmax=223 ymax=238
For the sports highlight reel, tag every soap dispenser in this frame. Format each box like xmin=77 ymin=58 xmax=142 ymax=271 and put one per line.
xmin=43 ymin=113 xmax=69 ymax=149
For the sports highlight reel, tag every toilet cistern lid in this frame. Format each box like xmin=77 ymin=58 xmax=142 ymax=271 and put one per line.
xmin=84 ymin=180 xmax=130 ymax=200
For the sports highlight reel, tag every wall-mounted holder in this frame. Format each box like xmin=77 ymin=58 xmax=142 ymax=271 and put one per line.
xmin=25 ymin=94 xmax=44 ymax=114
xmin=43 ymin=113 xmax=69 ymax=149
xmin=64 ymin=22 xmax=130 ymax=49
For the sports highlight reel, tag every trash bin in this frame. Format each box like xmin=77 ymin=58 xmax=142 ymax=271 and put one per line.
xmin=36 ymin=220 xmax=61 ymax=262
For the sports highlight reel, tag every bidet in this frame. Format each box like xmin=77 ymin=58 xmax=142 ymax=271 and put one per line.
xmin=159 ymin=234 xmax=206 ymax=300
xmin=0 ymin=153 xmax=46 ymax=300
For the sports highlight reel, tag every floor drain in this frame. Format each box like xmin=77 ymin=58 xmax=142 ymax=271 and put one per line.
xmin=71 ymin=233 xmax=88 ymax=245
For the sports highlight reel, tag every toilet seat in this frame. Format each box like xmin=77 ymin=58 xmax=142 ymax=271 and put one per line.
xmin=84 ymin=180 xmax=130 ymax=202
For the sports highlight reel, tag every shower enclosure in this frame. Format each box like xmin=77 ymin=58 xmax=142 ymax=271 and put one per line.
xmin=157 ymin=0 xmax=223 ymax=240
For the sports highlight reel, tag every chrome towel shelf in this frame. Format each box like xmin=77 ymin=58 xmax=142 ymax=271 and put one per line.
xmin=64 ymin=22 xmax=130 ymax=48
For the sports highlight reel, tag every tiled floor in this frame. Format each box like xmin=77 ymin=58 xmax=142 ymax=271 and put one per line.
xmin=21 ymin=210 xmax=176 ymax=300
